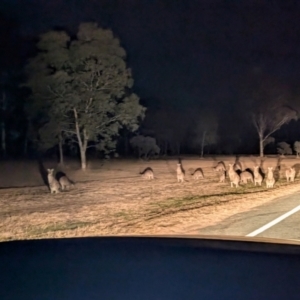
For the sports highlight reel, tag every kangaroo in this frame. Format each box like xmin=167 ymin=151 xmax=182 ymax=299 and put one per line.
xmin=266 ymin=167 xmax=275 ymax=188
xmin=228 ymin=163 xmax=240 ymax=188
xmin=219 ymin=171 xmax=226 ymax=183
xmin=285 ymin=167 xmax=296 ymax=182
xmin=177 ymin=163 xmax=185 ymax=183
xmin=47 ymin=169 xmax=61 ymax=194
xmin=214 ymin=162 xmax=226 ymax=172
xmin=253 ymin=166 xmax=263 ymax=186
xmin=191 ymin=168 xmax=204 ymax=180
xmin=59 ymin=175 xmax=75 ymax=190
xmin=140 ymin=168 xmax=155 ymax=180
xmin=233 ymin=161 xmax=242 ymax=172
xmin=240 ymin=171 xmax=253 ymax=184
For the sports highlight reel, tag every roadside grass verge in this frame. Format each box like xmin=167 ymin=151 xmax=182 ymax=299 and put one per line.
xmin=1 ymin=158 xmax=299 ymax=241
xmin=102 ymin=179 xmax=300 ymax=230
xmin=26 ymin=221 xmax=95 ymax=236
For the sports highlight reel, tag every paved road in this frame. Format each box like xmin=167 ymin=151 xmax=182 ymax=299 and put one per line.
xmin=196 ymin=191 xmax=300 ymax=240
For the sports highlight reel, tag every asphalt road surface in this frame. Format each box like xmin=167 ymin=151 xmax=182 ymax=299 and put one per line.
xmin=196 ymin=191 xmax=300 ymax=240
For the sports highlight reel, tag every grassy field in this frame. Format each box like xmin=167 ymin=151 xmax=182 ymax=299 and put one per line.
xmin=1 ymin=155 xmax=300 ymax=241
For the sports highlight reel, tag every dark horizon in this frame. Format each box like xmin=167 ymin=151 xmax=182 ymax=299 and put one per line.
xmin=1 ymin=0 xmax=300 ymax=158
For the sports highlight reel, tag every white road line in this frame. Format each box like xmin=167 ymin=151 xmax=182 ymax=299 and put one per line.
xmin=246 ymin=204 xmax=300 ymax=237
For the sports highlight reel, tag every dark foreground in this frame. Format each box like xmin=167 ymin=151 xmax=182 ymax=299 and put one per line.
xmin=1 ymin=236 xmax=300 ymax=300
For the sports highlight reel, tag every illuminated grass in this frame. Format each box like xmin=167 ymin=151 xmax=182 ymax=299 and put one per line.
xmin=26 ymin=221 xmax=95 ymax=236
xmin=1 ymin=156 xmax=300 ymax=240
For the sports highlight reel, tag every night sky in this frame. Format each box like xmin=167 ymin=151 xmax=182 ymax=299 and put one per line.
xmin=1 ymin=0 xmax=300 ymax=154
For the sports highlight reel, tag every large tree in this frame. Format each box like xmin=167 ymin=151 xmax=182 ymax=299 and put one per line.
xmin=24 ymin=23 xmax=145 ymax=169
xmin=250 ymin=80 xmax=297 ymax=157
xmin=241 ymin=70 xmax=297 ymax=157
xmin=191 ymin=110 xmax=218 ymax=157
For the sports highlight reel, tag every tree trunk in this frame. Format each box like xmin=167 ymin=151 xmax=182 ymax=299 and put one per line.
xmin=58 ymin=134 xmax=64 ymax=166
xmin=177 ymin=142 xmax=180 ymax=155
xmin=80 ymin=148 xmax=87 ymax=170
xmin=23 ymin=137 xmax=28 ymax=157
xmin=164 ymin=140 xmax=168 ymax=156
xmin=259 ymin=136 xmax=264 ymax=157
xmin=124 ymin=132 xmax=129 ymax=157
xmin=201 ymin=131 xmax=206 ymax=158
xmin=73 ymin=107 xmax=88 ymax=170
xmin=1 ymin=92 xmax=6 ymax=158
xmin=1 ymin=119 xmax=5 ymax=158
xmin=23 ymin=119 xmax=30 ymax=157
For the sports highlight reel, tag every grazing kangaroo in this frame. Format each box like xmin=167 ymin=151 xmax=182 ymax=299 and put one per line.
xmin=214 ymin=162 xmax=226 ymax=172
xmin=191 ymin=168 xmax=204 ymax=180
xmin=253 ymin=166 xmax=263 ymax=186
xmin=240 ymin=171 xmax=253 ymax=184
xmin=228 ymin=163 xmax=240 ymax=188
xmin=140 ymin=168 xmax=155 ymax=180
xmin=176 ymin=163 xmax=185 ymax=183
xmin=59 ymin=175 xmax=75 ymax=190
xmin=219 ymin=171 xmax=226 ymax=183
xmin=285 ymin=167 xmax=296 ymax=182
xmin=47 ymin=169 xmax=61 ymax=194
xmin=266 ymin=167 xmax=275 ymax=188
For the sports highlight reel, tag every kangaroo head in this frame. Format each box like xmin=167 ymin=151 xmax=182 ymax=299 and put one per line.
xmin=47 ymin=168 xmax=54 ymax=175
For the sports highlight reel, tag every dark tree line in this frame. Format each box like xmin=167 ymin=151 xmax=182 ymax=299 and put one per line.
xmin=0 ymin=20 xmax=299 ymax=164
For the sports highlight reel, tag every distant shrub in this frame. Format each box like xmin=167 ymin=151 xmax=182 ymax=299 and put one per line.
xmin=263 ymin=136 xmax=275 ymax=147
xmin=277 ymin=142 xmax=292 ymax=155
xmin=130 ymin=135 xmax=160 ymax=160
xmin=294 ymin=141 xmax=300 ymax=158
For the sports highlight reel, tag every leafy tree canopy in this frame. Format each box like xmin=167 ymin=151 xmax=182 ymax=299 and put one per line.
xmin=23 ymin=22 xmax=146 ymax=168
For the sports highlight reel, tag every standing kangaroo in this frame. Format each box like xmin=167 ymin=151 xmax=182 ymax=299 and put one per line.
xmin=228 ymin=163 xmax=240 ymax=188
xmin=219 ymin=171 xmax=226 ymax=183
xmin=176 ymin=163 xmax=185 ymax=183
xmin=47 ymin=169 xmax=61 ymax=194
xmin=286 ymin=167 xmax=296 ymax=182
xmin=266 ymin=167 xmax=275 ymax=188
xmin=253 ymin=166 xmax=263 ymax=186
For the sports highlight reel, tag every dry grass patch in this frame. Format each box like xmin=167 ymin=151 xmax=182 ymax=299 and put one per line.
xmin=1 ymin=156 xmax=300 ymax=241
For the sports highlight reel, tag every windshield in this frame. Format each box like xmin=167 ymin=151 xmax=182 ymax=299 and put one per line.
xmin=1 ymin=0 xmax=300 ymax=243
